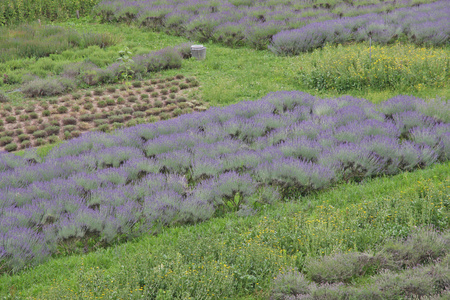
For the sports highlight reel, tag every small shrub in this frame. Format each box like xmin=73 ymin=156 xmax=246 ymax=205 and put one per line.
xmin=25 ymin=125 xmax=38 ymax=134
xmin=64 ymin=131 xmax=72 ymax=140
xmin=78 ymin=122 xmax=90 ymax=130
xmin=19 ymin=115 xmax=29 ymax=121
xmin=5 ymin=116 xmax=16 ymax=123
xmin=29 ymin=112 xmax=39 ymax=119
xmin=98 ymin=124 xmax=109 ymax=132
xmin=4 ymin=143 xmax=17 ymax=152
xmin=173 ymin=108 xmax=182 ymax=117
xmin=106 ymin=99 xmax=115 ymax=106
xmin=122 ymin=107 xmax=134 ymax=114
xmin=42 ymin=110 xmax=51 ymax=117
xmin=85 ymin=91 xmax=92 ymax=97
xmin=150 ymin=79 xmax=158 ymax=84
xmin=21 ymin=140 xmax=31 ymax=148
xmin=57 ymin=106 xmax=68 ymax=114
xmin=71 ymin=130 xmax=82 ymax=138
xmin=160 ymin=89 xmax=169 ymax=95
xmin=25 ymin=106 xmax=35 ymax=113
xmin=157 ymin=84 xmax=164 ymax=89
xmin=133 ymin=111 xmax=146 ymax=118
xmin=72 ymin=105 xmax=80 ymax=112
xmin=107 ymin=87 xmax=116 ymax=93
xmin=34 ymin=138 xmax=46 ymax=146
xmin=0 ymin=120 xmax=3 ymax=126
xmin=177 ymin=97 xmax=187 ymax=103
xmin=132 ymin=81 xmax=142 ymax=88
xmin=48 ymin=135 xmax=59 ymax=143
xmin=0 ymin=136 xmax=13 ymax=146
xmin=151 ymin=92 xmax=159 ymax=98
xmin=108 ymin=115 xmax=124 ymax=124
xmin=80 ymin=114 xmax=94 ymax=122
xmin=97 ymin=101 xmax=107 ymax=108
xmin=141 ymin=94 xmax=149 ymax=99
xmin=62 ymin=117 xmax=77 ymax=125
xmin=160 ymin=112 xmax=170 ymax=120
xmin=169 ymin=86 xmax=179 ymax=93
xmin=154 ymin=100 xmax=163 ymax=108
xmin=128 ymin=96 xmax=138 ymax=102
xmin=169 ymin=93 xmax=176 ymax=99
xmin=72 ymin=93 xmax=81 ymax=100
xmin=189 ymin=80 xmax=200 ymax=87
xmin=5 ymin=130 xmax=14 ymax=137
xmin=145 ymin=87 xmax=154 ymax=92
xmin=45 ymin=126 xmax=60 ymax=135
xmin=112 ymin=122 xmax=124 ymax=130
xmin=84 ymin=102 xmax=94 ymax=110
xmin=117 ymin=97 xmax=125 ymax=104
xmin=175 ymin=74 xmax=184 ymax=79
xmin=15 ymin=129 xmax=23 ymax=135
xmin=119 ymin=85 xmax=127 ymax=91
xmin=63 ymin=125 xmax=76 ymax=132
xmin=93 ymin=88 xmax=104 ymax=96
xmin=126 ymin=119 xmax=137 ymax=127
xmin=94 ymin=119 xmax=108 ymax=127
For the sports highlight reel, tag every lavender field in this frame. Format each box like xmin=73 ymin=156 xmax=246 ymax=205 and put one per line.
xmin=1 ymin=91 xmax=449 ymax=273
xmin=94 ymin=0 xmax=449 ymax=50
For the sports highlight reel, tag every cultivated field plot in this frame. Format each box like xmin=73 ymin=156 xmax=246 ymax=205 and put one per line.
xmin=1 ymin=91 xmax=448 ymax=274
xmin=0 ymin=76 xmax=204 ymax=152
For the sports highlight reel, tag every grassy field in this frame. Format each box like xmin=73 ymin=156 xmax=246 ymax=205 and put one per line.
xmin=0 ymin=3 xmax=449 ymax=299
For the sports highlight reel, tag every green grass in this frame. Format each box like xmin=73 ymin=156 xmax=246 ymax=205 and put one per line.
xmin=0 ymin=162 xmax=448 ymax=299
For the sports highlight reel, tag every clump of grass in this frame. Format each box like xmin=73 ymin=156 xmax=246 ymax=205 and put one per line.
xmin=107 ymin=87 xmax=116 ymax=93
xmin=132 ymin=81 xmax=142 ymax=88
xmin=145 ymin=87 xmax=154 ymax=92
xmin=93 ymin=88 xmax=104 ymax=96
xmin=57 ymin=106 xmax=68 ymax=114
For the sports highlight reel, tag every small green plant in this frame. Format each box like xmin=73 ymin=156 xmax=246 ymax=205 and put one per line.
xmin=117 ymin=97 xmax=125 ymax=104
xmin=72 ymin=93 xmax=81 ymax=100
xmin=48 ymin=135 xmax=60 ymax=144
xmin=132 ymin=81 xmax=142 ymax=88
xmin=42 ymin=110 xmax=51 ymax=117
xmin=154 ymin=100 xmax=163 ymax=108
xmin=98 ymin=124 xmax=109 ymax=132
xmin=30 ymin=112 xmax=39 ymax=119
xmin=179 ymin=83 xmax=189 ymax=89
xmin=106 ymin=99 xmax=116 ymax=106
xmin=145 ymin=87 xmax=154 ymax=92
xmin=0 ymin=136 xmax=13 ymax=146
xmin=18 ymin=134 xmax=30 ymax=142
xmin=4 ymin=143 xmax=17 ymax=152
xmin=128 ymin=96 xmax=138 ymax=103
xmin=107 ymin=87 xmax=116 ymax=93
xmin=117 ymin=47 xmax=134 ymax=83
xmin=34 ymin=138 xmax=46 ymax=146
xmin=5 ymin=116 xmax=16 ymax=123
xmin=93 ymin=88 xmax=104 ymax=96
xmin=19 ymin=115 xmax=30 ymax=121
xmin=21 ymin=140 xmax=31 ymax=148
xmin=57 ymin=106 xmax=68 ymax=114
xmin=97 ymin=101 xmax=107 ymax=108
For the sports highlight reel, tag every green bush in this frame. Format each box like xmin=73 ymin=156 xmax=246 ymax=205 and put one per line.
xmin=4 ymin=143 xmax=17 ymax=152
xmin=5 ymin=116 xmax=16 ymax=123
xmin=0 ymin=136 xmax=13 ymax=146
xmin=0 ymin=91 xmax=9 ymax=103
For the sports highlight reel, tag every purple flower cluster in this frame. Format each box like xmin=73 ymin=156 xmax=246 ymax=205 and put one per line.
xmin=94 ymin=0 xmax=446 ymax=49
xmin=1 ymin=91 xmax=449 ymax=272
xmin=270 ymin=0 xmax=449 ymax=55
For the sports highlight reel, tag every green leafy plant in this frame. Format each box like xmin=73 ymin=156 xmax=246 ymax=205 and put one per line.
xmin=117 ymin=47 xmax=135 ymax=84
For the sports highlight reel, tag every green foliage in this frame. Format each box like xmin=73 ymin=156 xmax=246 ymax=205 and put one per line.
xmin=0 ymin=0 xmax=100 ymax=26
xmin=298 ymin=43 xmax=449 ymax=93
xmin=117 ymin=47 xmax=134 ymax=83
xmin=0 ymin=23 xmax=118 ymax=62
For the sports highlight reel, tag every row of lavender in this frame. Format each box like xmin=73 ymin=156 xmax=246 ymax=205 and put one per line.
xmin=93 ymin=0 xmax=447 ymax=50
xmin=1 ymin=91 xmax=449 ymax=272
xmin=270 ymin=0 xmax=449 ymax=55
